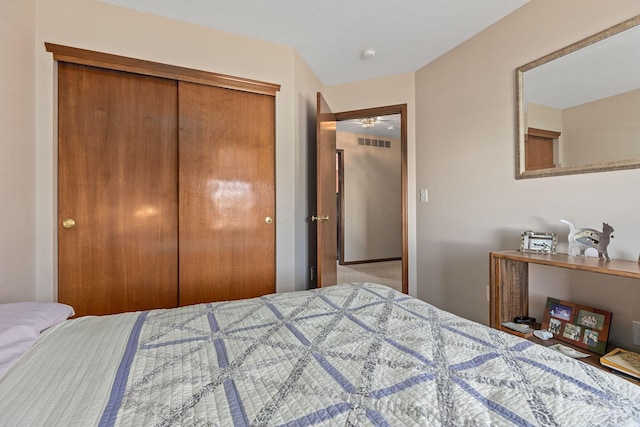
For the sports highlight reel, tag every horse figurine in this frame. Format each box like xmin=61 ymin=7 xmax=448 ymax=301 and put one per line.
xmin=561 ymin=220 xmax=614 ymax=261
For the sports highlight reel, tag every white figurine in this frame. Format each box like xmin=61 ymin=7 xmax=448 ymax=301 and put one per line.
xmin=561 ymin=220 xmax=614 ymax=261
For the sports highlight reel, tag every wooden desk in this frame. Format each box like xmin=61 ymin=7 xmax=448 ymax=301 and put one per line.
xmin=489 ymin=250 xmax=640 ymax=329
xmin=490 ymin=250 xmax=640 ymax=384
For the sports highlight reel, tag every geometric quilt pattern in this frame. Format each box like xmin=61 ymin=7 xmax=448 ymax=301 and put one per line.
xmin=97 ymin=283 xmax=640 ymax=426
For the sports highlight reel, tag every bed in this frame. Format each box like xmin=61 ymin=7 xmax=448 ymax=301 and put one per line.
xmin=0 ymin=283 xmax=639 ymax=426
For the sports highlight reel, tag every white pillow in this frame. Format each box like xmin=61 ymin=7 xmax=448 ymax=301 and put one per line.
xmin=0 ymin=302 xmax=75 ymax=378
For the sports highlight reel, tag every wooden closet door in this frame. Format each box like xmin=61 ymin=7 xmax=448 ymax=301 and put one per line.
xmin=58 ymin=63 xmax=178 ymax=316
xmin=178 ymin=82 xmax=275 ymax=305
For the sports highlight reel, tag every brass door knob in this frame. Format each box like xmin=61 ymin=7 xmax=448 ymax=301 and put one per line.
xmin=62 ymin=218 xmax=76 ymax=229
xmin=265 ymin=216 xmax=273 ymax=224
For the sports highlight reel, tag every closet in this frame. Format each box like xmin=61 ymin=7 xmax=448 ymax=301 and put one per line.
xmin=49 ymin=44 xmax=279 ymax=317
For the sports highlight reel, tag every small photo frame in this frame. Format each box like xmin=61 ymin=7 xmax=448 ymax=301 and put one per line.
xmin=541 ymin=297 xmax=612 ymax=355
xmin=520 ymin=231 xmax=557 ymax=254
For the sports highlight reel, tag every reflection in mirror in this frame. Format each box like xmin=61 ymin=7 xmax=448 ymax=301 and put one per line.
xmin=516 ymin=15 xmax=640 ymax=178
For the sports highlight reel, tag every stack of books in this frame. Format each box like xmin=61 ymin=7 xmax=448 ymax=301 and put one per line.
xmin=600 ymin=348 xmax=640 ymax=381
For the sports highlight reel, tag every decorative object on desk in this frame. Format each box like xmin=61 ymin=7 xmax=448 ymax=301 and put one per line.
xmin=549 ymin=343 xmax=590 ymax=358
xmin=542 ymin=297 xmax=612 ymax=355
xmin=533 ymin=330 xmax=552 ymax=340
xmin=520 ymin=231 xmax=557 ymax=254
xmin=514 ymin=316 xmax=536 ymax=324
xmin=601 ymin=348 xmax=640 ymax=379
xmin=561 ymin=219 xmax=614 ymax=261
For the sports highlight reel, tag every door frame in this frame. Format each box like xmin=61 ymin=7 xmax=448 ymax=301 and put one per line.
xmin=334 ymin=104 xmax=408 ymax=294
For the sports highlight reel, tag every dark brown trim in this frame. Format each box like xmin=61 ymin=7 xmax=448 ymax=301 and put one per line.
xmin=45 ymin=43 xmax=281 ymax=96
xmin=336 ymin=149 xmax=345 ymax=265
xmin=334 ymin=104 xmax=408 ymax=294
xmin=340 ymin=257 xmax=401 ymax=266
xmin=527 ymin=128 xmax=561 ymax=139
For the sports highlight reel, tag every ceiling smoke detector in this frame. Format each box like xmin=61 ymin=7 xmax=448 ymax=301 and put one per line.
xmin=361 ymin=49 xmax=376 ymax=60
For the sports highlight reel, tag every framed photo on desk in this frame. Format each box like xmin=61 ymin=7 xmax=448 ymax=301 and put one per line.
xmin=542 ymin=297 xmax=612 ymax=355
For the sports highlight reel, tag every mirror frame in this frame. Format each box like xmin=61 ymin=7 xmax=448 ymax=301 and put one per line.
xmin=516 ymin=15 xmax=640 ymax=179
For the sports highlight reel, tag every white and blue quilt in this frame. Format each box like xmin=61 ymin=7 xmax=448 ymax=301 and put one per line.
xmin=0 ymin=283 xmax=639 ymax=426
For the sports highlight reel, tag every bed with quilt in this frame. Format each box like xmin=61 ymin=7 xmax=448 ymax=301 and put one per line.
xmin=0 ymin=283 xmax=639 ymax=426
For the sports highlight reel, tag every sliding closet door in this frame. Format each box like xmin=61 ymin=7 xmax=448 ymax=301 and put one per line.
xmin=58 ymin=63 xmax=178 ymax=316
xmin=178 ymin=82 xmax=275 ymax=305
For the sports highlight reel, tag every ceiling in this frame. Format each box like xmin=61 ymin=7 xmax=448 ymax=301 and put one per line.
xmin=100 ymin=0 xmax=529 ymax=85
xmin=337 ymin=115 xmax=401 ymax=139
xmin=525 ymin=23 xmax=640 ymax=110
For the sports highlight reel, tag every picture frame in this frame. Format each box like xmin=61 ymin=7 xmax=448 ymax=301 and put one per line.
xmin=541 ymin=297 xmax=612 ymax=355
xmin=520 ymin=231 xmax=557 ymax=254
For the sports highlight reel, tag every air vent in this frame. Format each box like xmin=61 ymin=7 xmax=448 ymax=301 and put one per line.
xmin=357 ymin=138 xmax=391 ymax=149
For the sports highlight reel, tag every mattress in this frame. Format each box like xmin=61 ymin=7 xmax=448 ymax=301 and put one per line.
xmin=0 ymin=283 xmax=638 ymax=426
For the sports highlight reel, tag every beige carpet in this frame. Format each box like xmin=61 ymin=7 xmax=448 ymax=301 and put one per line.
xmin=336 ymin=260 xmax=402 ymax=292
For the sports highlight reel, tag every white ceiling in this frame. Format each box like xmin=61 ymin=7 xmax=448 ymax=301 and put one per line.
xmin=337 ymin=114 xmax=401 ymax=139
xmin=525 ymin=24 xmax=640 ymax=110
xmin=100 ymin=0 xmax=529 ymax=85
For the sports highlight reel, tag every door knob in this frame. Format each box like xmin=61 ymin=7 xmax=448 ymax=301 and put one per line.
xmin=311 ymin=215 xmax=329 ymax=222
xmin=265 ymin=216 xmax=273 ymax=224
xmin=62 ymin=218 xmax=76 ymax=229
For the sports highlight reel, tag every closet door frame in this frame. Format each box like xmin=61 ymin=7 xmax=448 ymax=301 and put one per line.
xmin=48 ymin=43 xmax=280 ymax=312
xmin=46 ymin=43 xmax=280 ymax=96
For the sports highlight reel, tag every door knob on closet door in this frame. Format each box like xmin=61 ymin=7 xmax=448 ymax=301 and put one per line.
xmin=62 ymin=218 xmax=76 ymax=229
xmin=265 ymin=216 xmax=273 ymax=224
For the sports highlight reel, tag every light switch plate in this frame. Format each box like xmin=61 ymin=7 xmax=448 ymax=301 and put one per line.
xmin=420 ymin=189 xmax=428 ymax=203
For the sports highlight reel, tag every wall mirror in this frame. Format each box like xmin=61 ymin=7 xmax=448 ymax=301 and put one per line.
xmin=516 ymin=15 xmax=640 ymax=179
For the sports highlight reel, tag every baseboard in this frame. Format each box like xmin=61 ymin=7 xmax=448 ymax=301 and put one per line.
xmin=339 ymin=257 xmax=401 ymax=266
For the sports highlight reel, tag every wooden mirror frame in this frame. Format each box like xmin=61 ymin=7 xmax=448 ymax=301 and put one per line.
xmin=516 ymin=15 xmax=640 ymax=179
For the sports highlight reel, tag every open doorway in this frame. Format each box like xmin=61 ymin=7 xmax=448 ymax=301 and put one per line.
xmin=334 ymin=109 xmax=405 ymax=292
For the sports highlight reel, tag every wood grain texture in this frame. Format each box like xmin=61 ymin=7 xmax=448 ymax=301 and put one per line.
xmin=45 ymin=43 xmax=280 ymax=96
xmin=58 ymin=63 xmax=179 ymax=316
xmin=490 ymin=253 xmax=529 ymax=328
xmin=489 ymin=250 xmax=640 ymax=328
xmin=316 ymin=93 xmax=337 ymax=287
xmin=178 ymin=82 xmax=275 ymax=305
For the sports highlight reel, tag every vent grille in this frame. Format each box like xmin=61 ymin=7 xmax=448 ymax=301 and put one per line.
xmin=357 ymin=138 xmax=391 ymax=149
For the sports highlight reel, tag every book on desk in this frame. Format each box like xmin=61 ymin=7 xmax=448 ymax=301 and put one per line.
xmin=500 ymin=321 xmax=534 ymax=338
xmin=600 ymin=348 xmax=640 ymax=380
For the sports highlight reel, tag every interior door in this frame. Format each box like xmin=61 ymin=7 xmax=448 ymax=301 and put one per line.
xmin=58 ymin=62 xmax=178 ymax=316
xmin=525 ymin=134 xmax=554 ymax=170
xmin=178 ymin=82 xmax=276 ymax=305
xmin=316 ymin=93 xmax=337 ymax=287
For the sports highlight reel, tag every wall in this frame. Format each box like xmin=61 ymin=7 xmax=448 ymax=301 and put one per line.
xmin=527 ymin=102 xmax=562 ymax=165
xmin=324 ymin=73 xmax=417 ymax=295
xmin=337 ymin=132 xmax=402 ymax=262
xmin=415 ymin=0 xmax=640 ymax=350
xmin=0 ymin=1 xmax=36 ymax=302
xmin=563 ymin=89 xmax=640 ymax=165
xmin=28 ymin=0 xmax=305 ymax=301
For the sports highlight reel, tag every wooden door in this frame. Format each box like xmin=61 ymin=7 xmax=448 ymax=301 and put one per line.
xmin=58 ymin=63 xmax=178 ymax=316
xmin=178 ymin=82 xmax=276 ymax=305
xmin=316 ymin=93 xmax=337 ymax=287
xmin=525 ymin=128 xmax=560 ymax=171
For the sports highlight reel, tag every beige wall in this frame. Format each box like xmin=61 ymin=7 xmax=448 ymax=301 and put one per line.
xmin=337 ymin=132 xmax=402 ymax=262
xmin=527 ymin=102 xmax=563 ymax=165
xmin=324 ymin=73 xmax=417 ymax=294
xmin=415 ymin=0 xmax=640 ymax=350
xmin=0 ymin=1 xmax=36 ymax=302
xmin=563 ymin=88 xmax=640 ymax=165
xmin=29 ymin=0 xmax=303 ymax=301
